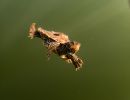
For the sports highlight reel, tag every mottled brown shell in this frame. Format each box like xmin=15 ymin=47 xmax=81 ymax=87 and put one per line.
xmin=38 ymin=28 xmax=70 ymax=44
xmin=29 ymin=23 xmax=70 ymax=44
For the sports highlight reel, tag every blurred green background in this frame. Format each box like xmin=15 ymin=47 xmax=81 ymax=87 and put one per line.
xmin=0 ymin=0 xmax=130 ymax=100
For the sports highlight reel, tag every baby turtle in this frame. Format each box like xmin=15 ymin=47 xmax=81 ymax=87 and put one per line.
xmin=28 ymin=23 xmax=83 ymax=71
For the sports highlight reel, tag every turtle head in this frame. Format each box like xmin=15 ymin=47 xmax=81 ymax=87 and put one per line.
xmin=69 ymin=41 xmax=81 ymax=53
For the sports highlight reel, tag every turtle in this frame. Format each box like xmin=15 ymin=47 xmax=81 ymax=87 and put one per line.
xmin=28 ymin=23 xmax=83 ymax=71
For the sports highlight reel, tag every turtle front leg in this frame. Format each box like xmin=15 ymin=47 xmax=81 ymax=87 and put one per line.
xmin=60 ymin=55 xmax=72 ymax=63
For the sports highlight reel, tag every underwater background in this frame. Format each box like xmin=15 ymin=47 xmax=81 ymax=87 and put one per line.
xmin=0 ymin=0 xmax=130 ymax=100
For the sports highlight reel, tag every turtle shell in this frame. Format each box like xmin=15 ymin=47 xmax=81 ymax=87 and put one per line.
xmin=29 ymin=23 xmax=70 ymax=44
xmin=38 ymin=27 xmax=70 ymax=44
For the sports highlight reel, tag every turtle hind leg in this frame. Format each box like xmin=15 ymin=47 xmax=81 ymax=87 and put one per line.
xmin=44 ymin=42 xmax=60 ymax=60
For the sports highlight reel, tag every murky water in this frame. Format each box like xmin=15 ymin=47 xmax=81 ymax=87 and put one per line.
xmin=0 ymin=0 xmax=130 ymax=100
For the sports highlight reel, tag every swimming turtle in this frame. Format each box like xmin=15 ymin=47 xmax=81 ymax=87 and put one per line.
xmin=28 ymin=23 xmax=83 ymax=71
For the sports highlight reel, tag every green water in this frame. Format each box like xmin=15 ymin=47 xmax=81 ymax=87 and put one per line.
xmin=0 ymin=0 xmax=130 ymax=100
